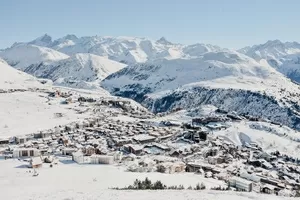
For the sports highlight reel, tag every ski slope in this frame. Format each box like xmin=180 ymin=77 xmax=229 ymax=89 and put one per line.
xmin=0 ymin=159 xmax=293 ymax=200
xmin=0 ymin=59 xmax=45 ymax=91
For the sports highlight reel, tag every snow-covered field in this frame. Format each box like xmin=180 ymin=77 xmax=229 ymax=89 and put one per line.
xmin=0 ymin=91 xmax=90 ymax=137
xmin=214 ymin=121 xmax=300 ymax=157
xmin=0 ymin=159 xmax=292 ymax=200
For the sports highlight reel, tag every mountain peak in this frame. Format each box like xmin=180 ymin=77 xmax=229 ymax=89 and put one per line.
xmin=29 ymin=34 xmax=53 ymax=46
xmin=157 ymin=37 xmax=172 ymax=45
xmin=264 ymin=39 xmax=283 ymax=46
xmin=63 ymin=34 xmax=78 ymax=41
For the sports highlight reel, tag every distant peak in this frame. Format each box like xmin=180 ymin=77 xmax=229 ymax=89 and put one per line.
xmin=157 ymin=37 xmax=172 ymax=45
xmin=264 ymin=39 xmax=283 ymax=46
xmin=63 ymin=34 xmax=78 ymax=41
xmin=37 ymin=34 xmax=52 ymax=42
xmin=29 ymin=34 xmax=52 ymax=46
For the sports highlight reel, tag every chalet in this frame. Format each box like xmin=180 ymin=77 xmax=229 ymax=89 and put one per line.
xmin=158 ymin=134 xmax=173 ymax=141
xmin=229 ymin=177 xmax=253 ymax=192
xmin=83 ymin=146 xmax=95 ymax=156
xmin=133 ymin=134 xmax=156 ymax=144
xmin=15 ymin=136 xmax=29 ymax=144
xmin=169 ymin=149 xmax=181 ymax=157
xmin=13 ymin=148 xmax=40 ymax=158
xmin=29 ymin=157 xmax=43 ymax=168
xmin=113 ymin=138 xmax=132 ymax=146
xmin=65 ymin=124 xmax=76 ymax=132
xmin=0 ymin=138 xmax=9 ymax=147
xmin=153 ymin=143 xmax=170 ymax=151
xmin=90 ymin=155 xmax=114 ymax=164
xmin=34 ymin=131 xmax=51 ymax=139
xmin=72 ymin=150 xmax=84 ymax=164
xmin=239 ymin=172 xmax=261 ymax=182
xmin=261 ymin=160 xmax=273 ymax=169
xmin=260 ymin=176 xmax=281 ymax=187
xmin=62 ymin=148 xmax=77 ymax=156
xmin=124 ymin=144 xmax=143 ymax=155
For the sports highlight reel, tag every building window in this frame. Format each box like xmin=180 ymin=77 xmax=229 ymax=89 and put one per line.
xmin=22 ymin=150 xmax=28 ymax=157
xmin=30 ymin=150 xmax=34 ymax=156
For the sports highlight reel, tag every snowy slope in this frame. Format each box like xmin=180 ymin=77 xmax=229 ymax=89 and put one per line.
xmin=0 ymin=58 xmax=45 ymax=90
xmin=0 ymin=159 xmax=291 ymax=200
xmin=239 ymin=40 xmax=300 ymax=82
xmin=0 ymin=44 xmax=69 ymax=70
xmin=102 ymin=49 xmax=290 ymax=93
xmin=214 ymin=121 xmax=300 ymax=158
xmin=262 ymin=53 xmax=300 ymax=83
xmin=102 ymin=50 xmax=300 ymax=130
xmin=24 ymin=53 xmax=127 ymax=89
xmin=239 ymin=40 xmax=300 ymax=61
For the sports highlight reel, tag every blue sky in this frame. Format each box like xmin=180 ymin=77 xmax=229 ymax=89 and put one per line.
xmin=0 ymin=0 xmax=299 ymax=49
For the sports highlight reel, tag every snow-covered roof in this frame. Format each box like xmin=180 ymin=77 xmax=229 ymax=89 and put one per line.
xmin=72 ymin=150 xmax=83 ymax=157
xmin=133 ymin=134 xmax=156 ymax=142
xmin=125 ymin=144 xmax=143 ymax=151
xmin=30 ymin=157 xmax=43 ymax=165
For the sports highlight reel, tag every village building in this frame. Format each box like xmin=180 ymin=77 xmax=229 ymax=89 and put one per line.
xmin=72 ymin=150 xmax=84 ymax=164
xmin=15 ymin=136 xmax=29 ymax=144
xmin=133 ymin=134 xmax=156 ymax=144
xmin=0 ymin=138 xmax=9 ymax=147
xmin=13 ymin=148 xmax=40 ymax=158
xmin=83 ymin=146 xmax=96 ymax=156
xmin=157 ymin=161 xmax=186 ymax=174
xmin=239 ymin=171 xmax=261 ymax=183
xmin=90 ymin=155 xmax=114 ymax=164
xmin=62 ymin=148 xmax=77 ymax=156
xmin=228 ymin=177 xmax=253 ymax=192
xmin=124 ymin=144 xmax=144 ymax=155
xmin=34 ymin=131 xmax=51 ymax=139
xmin=29 ymin=157 xmax=43 ymax=168
xmin=152 ymin=143 xmax=170 ymax=151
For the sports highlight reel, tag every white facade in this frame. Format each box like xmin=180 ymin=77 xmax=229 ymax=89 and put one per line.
xmin=62 ymin=148 xmax=77 ymax=156
xmin=72 ymin=151 xmax=84 ymax=164
xmin=113 ymin=151 xmax=123 ymax=162
xmin=229 ymin=177 xmax=253 ymax=192
xmin=29 ymin=157 xmax=43 ymax=168
xmin=15 ymin=137 xmax=28 ymax=144
xmin=90 ymin=155 xmax=114 ymax=164
xmin=13 ymin=148 xmax=40 ymax=158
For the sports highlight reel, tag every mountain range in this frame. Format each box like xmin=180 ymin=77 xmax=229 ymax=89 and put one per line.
xmin=1 ymin=34 xmax=300 ymax=129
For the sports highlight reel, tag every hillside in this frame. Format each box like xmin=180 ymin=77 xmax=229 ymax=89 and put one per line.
xmin=239 ymin=40 xmax=300 ymax=83
xmin=0 ymin=59 xmax=45 ymax=91
xmin=24 ymin=53 xmax=127 ymax=89
xmin=0 ymin=44 xmax=69 ymax=70
xmin=102 ymin=50 xmax=300 ymax=130
xmin=239 ymin=40 xmax=300 ymax=61
xmin=102 ymin=49 xmax=293 ymax=94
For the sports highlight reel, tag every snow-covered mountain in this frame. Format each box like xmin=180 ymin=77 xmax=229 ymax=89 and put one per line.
xmin=0 ymin=43 xmax=127 ymax=89
xmin=0 ymin=58 xmax=45 ymax=91
xmin=239 ymin=40 xmax=300 ymax=61
xmin=3 ymin=34 xmax=300 ymax=129
xmin=24 ymin=53 xmax=126 ymax=89
xmin=239 ymin=40 xmax=300 ymax=82
xmin=13 ymin=34 xmax=224 ymax=64
xmin=102 ymin=50 xmax=286 ymax=94
xmin=0 ymin=44 xmax=69 ymax=70
xmin=102 ymin=49 xmax=300 ymax=130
